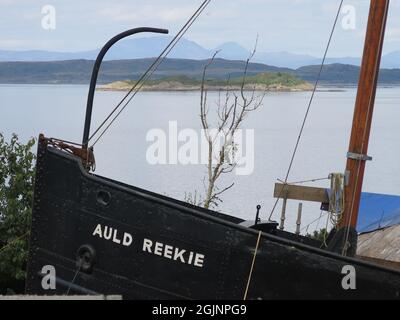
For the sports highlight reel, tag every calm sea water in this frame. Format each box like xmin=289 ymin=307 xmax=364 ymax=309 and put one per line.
xmin=1 ymin=84 xmax=399 ymax=233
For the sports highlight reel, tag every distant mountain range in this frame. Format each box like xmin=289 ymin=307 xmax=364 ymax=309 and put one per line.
xmin=1 ymin=58 xmax=399 ymax=85
xmin=1 ymin=36 xmax=399 ymax=69
xmin=0 ymin=58 xmax=287 ymax=84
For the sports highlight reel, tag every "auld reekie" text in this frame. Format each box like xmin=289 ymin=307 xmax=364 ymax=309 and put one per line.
xmin=92 ymin=224 xmax=205 ymax=268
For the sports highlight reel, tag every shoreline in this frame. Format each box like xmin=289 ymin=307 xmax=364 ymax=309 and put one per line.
xmin=1 ymin=83 xmax=399 ymax=91
xmin=98 ymin=81 xmax=314 ymax=93
xmin=98 ymin=87 xmax=313 ymax=93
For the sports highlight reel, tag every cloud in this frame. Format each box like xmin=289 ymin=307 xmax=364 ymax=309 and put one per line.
xmin=0 ymin=0 xmax=15 ymax=5
xmin=97 ymin=4 xmax=197 ymax=23
xmin=0 ymin=0 xmax=398 ymax=55
xmin=0 ymin=38 xmax=31 ymax=49
xmin=0 ymin=0 xmax=35 ymax=6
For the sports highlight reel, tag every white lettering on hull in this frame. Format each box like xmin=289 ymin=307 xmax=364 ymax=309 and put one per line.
xmin=142 ymin=238 xmax=205 ymax=268
xmin=92 ymin=224 xmax=205 ymax=268
xmin=92 ymin=223 xmax=133 ymax=246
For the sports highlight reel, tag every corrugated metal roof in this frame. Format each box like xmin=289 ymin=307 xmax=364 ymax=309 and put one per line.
xmin=357 ymin=192 xmax=400 ymax=233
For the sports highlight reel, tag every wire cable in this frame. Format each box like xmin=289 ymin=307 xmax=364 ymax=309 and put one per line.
xmin=267 ymin=0 xmax=344 ymax=221
xmin=88 ymin=0 xmax=212 ymax=146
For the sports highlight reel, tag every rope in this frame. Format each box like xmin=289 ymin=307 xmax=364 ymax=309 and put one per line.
xmin=66 ymin=261 xmax=82 ymax=295
xmin=49 ymin=137 xmax=83 ymax=147
xmin=314 ymin=210 xmax=324 ymax=232
xmin=301 ymin=211 xmax=328 ymax=233
xmin=322 ymin=210 xmax=331 ymax=248
xmin=277 ymin=176 xmax=329 ymax=186
xmin=243 ymin=231 xmax=262 ymax=300
xmin=267 ymin=0 xmax=344 ymax=221
xmin=88 ymin=0 xmax=212 ymax=147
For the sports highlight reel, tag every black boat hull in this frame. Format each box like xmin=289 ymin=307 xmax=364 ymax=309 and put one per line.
xmin=25 ymin=138 xmax=400 ymax=299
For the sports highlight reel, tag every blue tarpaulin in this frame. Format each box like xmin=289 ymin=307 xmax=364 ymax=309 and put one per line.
xmin=357 ymin=192 xmax=400 ymax=233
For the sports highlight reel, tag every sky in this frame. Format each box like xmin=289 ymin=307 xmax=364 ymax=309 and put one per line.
xmin=0 ymin=0 xmax=399 ymax=57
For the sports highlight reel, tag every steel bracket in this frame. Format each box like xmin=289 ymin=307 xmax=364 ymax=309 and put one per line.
xmin=347 ymin=152 xmax=372 ymax=161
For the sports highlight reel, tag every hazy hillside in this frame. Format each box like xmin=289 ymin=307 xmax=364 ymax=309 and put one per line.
xmin=0 ymin=58 xmax=291 ymax=84
xmin=296 ymin=64 xmax=400 ymax=84
xmin=0 ymin=58 xmax=399 ymax=85
xmin=1 ymin=36 xmax=399 ymax=69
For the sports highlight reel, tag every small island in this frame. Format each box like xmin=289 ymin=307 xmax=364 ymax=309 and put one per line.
xmin=99 ymin=72 xmax=313 ymax=92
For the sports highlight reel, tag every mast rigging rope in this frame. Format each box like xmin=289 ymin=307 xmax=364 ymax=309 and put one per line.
xmin=88 ymin=0 xmax=212 ymax=147
xmin=267 ymin=0 xmax=344 ymax=221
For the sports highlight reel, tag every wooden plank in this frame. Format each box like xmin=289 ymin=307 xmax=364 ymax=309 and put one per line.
xmin=273 ymin=183 xmax=329 ymax=203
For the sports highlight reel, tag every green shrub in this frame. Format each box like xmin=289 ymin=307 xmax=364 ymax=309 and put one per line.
xmin=0 ymin=133 xmax=36 ymax=294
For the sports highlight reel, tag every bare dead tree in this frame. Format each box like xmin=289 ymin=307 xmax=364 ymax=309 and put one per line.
xmin=200 ymin=41 xmax=265 ymax=210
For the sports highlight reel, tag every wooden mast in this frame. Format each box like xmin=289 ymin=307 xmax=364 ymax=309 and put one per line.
xmin=339 ymin=0 xmax=389 ymax=230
